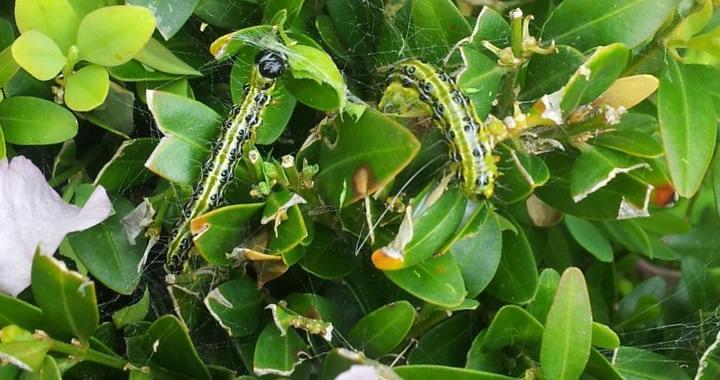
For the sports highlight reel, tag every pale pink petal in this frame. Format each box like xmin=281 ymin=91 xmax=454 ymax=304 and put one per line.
xmin=335 ymin=365 xmax=378 ymax=380
xmin=0 ymin=156 xmax=113 ymax=296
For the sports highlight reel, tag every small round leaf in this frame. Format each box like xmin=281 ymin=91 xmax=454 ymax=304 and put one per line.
xmin=65 ymin=64 xmax=109 ymax=111
xmin=11 ymin=31 xmax=66 ymax=81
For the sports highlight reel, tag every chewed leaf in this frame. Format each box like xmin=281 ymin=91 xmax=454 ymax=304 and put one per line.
xmin=190 ymin=203 xmax=264 ymax=265
xmin=204 ymin=277 xmax=262 ymax=338
xmin=267 ymin=303 xmax=334 ymax=342
xmin=253 ymin=323 xmax=307 ymax=377
xmin=593 ymin=75 xmax=659 ymax=110
xmin=283 ymin=44 xmax=346 ymax=111
xmin=210 ymin=25 xmax=275 ymax=60
xmin=570 ymin=145 xmax=650 ymax=203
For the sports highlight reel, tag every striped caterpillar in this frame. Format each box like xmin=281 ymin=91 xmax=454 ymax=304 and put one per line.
xmin=379 ymin=59 xmax=498 ymax=198
xmin=165 ymin=49 xmax=288 ymax=274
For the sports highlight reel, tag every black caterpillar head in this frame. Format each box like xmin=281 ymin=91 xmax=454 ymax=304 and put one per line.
xmin=255 ymin=49 xmax=288 ymax=79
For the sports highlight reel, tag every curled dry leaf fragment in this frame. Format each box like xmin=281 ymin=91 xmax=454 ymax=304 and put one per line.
xmin=0 ymin=156 xmax=113 ymax=296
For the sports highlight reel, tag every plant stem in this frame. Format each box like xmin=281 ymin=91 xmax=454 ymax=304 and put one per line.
xmin=49 ymin=339 xmax=129 ymax=370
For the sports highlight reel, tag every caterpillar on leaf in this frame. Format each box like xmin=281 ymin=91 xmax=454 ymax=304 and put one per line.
xmin=379 ymin=59 xmax=499 ymax=199
xmin=165 ymin=49 xmax=288 ymax=274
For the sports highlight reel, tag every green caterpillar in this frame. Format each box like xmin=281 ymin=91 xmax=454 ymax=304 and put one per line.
xmin=165 ymin=49 xmax=288 ymax=273
xmin=379 ymin=59 xmax=498 ymax=198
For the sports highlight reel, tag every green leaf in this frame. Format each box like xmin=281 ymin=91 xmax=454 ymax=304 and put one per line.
xmin=456 ymin=49 xmax=504 ymax=118
xmin=348 ymin=301 xmax=415 ymax=357
xmin=31 ymin=252 xmax=99 ymax=343
xmin=209 ymin=25 xmax=274 ymax=61
xmin=0 ymin=294 xmax=43 ymax=331
xmin=385 ymin=253 xmax=466 ymax=308
xmin=190 ymin=203 xmax=264 ymax=265
xmin=408 ymin=0 xmax=471 ymax=64
xmin=543 ymin=0 xmax=682 ymax=51
xmin=144 ymin=315 xmax=211 ymax=380
xmin=145 ymin=90 xmax=222 ymax=184
xmin=87 ymin=82 xmax=136 ymax=137
xmin=540 ymin=267 xmax=592 ymax=380
xmin=466 ymin=331 xmax=504 ymax=373
xmin=134 ymin=38 xmax=201 ymax=76
xmin=64 ymin=64 xmax=109 ymax=111
xmin=21 ymin=355 xmax=61 ymax=380
xmin=128 ymin=0 xmax=199 ymax=40
xmin=194 ymin=0 xmax=257 ymax=29
xmin=315 ymin=108 xmax=420 ymax=207
xmin=585 ymin=348 xmax=623 ymax=380
xmin=11 ymin=30 xmax=66 ymax=81
xmin=204 ymin=277 xmax=262 ymax=338
xmin=409 ymin=312 xmax=474 ymax=366
xmin=594 ymin=129 xmax=664 ymax=158
xmin=483 ymin=305 xmax=544 ymax=350
xmin=15 ymin=0 xmax=80 ymax=53
xmin=266 ymin=205 xmax=308 ymax=257
xmin=300 ymin=225 xmax=358 ymax=279
xmin=283 ymin=44 xmax=345 ymax=111
xmin=112 ymin=289 xmax=149 ymax=329
xmin=253 ymin=323 xmax=306 ymax=377
xmin=0 ymin=19 xmax=15 ymax=51
xmin=561 ymin=43 xmax=629 ymax=116
xmin=0 ymin=340 xmax=50 ymax=372
xmin=564 ymin=215 xmax=613 ymax=262
xmin=0 ymin=96 xmax=77 ymax=145
xmin=527 ymin=268 xmax=561 ymax=324
xmin=0 ymin=46 xmax=20 ymax=88
xmin=522 ymin=45 xmax=585 ymax=101
xmin=394 ymin=365 xmax=515 ymax=380
xmin=591 ymin=322 xmax=620 ymax=349
xmin=570 ymin=145 xmax=648 ymax=203
xmin=95 ymin=138 xmax=156 ymax=192
xmin=493 ymin=144 xmax=550 ymax=204
xmin=76 ymin=5 xmax=156 ymax=67
xmin=109 ymin=60 xmax=180 ymax=82
xmin=614 ymin=346 xmax=691 ymax=380
xmin=658 ymin=59 xmax=717 ymax=198
xmin=487 ymin=229 xmax=538 ymax=304
xmin=67 ymin=196 xmax=145 ymax=295
xmin=448 ymin=202 xmax=502 ymax=297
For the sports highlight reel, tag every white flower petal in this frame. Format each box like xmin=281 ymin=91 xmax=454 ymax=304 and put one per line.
xmin=0 ymin=156 xmax=113 ymax=296
xmin=335 ymin=365 xmax=379 ymax=380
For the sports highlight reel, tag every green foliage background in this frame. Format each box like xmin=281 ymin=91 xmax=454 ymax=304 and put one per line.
xmin=1 ymin=0 xmax=720 ymax=379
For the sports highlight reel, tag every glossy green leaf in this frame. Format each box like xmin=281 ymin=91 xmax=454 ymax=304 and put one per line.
xmin=561 ymin=43 xmax=629 ymax=116
xmin=594 ymin=129 xmax=664 ymax=158
xmin=540 ymin=267 xmax=592 ymax=380
xmin=658 ymin=58 xmax=717 ymax=198
xmin=394 ymin=365 xmax=515 ymax=380
xmin=527 ymin=268 xmax=561 ymax=324
xmin=67 ymin=196 xmax=145 ymax=295
xmin=522 ymin=45 xmax=585 ymax=101
xmin=204 ymin=277 xmax=262 ymax=338
xmin=386 ymin=253 xmax=465 ymax=308
xmin=0 ymin=96 xmax=77 ymax=145
xmin=543 ymin=0 xmax=681 ymax=51
xmin=21 ymin=355 xmax=61 ymax=380
xmin=95 ymin=138 xmax=156 ymax=192
xmin=487 ymin=229 xmax=538 ymax=304
xmin=191 ymin=203 xmax=264 ymax=265
xmin=614 ymin=346 xmax=691 ymax=380
xmin=109 ymin=60 xmax=180 ymax=82
xmin=0 ymin=46 xmax=20 ymax=88
xmin=493 ymin=144 xmax=550 ymax=204
xmin=77 ymin=5 xmax=156 ymax=67
xmin=11 ymin=30 xmax=65 ymax=81
xmin=409 ymin=312 xmax=474 ymax=366
xmin=64 ymin=64 xmax=109 ymax=111
xmin=134 ymin=38 xmax=201 ymax=76
xmin=145 ymin=90 xmax=222 ymax=184
xmin=300 ymin=225 xmax=358 ymax=279
xmin=570 ymin=145 xmax=648 ymax=203
xmin=466 ymin=331 xmax=504 ymax=373
xmin=112 ymin=289 xmax=149 ymax=329
xmin=253 ymin=323 xmax=306 ymax=377
xmin=565 ymin=215 xmax=613 ymax=262
xmin=483 ymin=305 xmax=544 ymax=350
xmin=349 ymin=301 xmax=415 ymax=357
xmin=0 ymin=340 xmax=50 ymax=372
xmin=585 ymin=348 xmax=623 ymax=380
xmin=604 ymin=220 xmax=653 ymax=258
xmin=456 ymin=48 xmax=504 ymax=119
xmin=0 ymin=295 xmax=43 ymax=332
xmin=447 ymin=202 xmax=502 ymax=297
xmin=144 ymin=315 xmax=211 ymax=380
xmin=87 ymin=82 xmax=136 ymax=137
xmin=128 ymin=0 xmax=199 ymax=40
xmin=31 ymin=252 xmax=98 ymax=343
xmin=0 ymin=19 xmax=15 ymax=51
xmin=315 ymin=107 xmax=420 ymax=206
xmin=409 ymin=0 xmax=471 ymax=64
xmin=591 ymin=322 xmax=620 ymax=349
xmin=15 ymin=0 xmax=79 ymax=52
xmin=209 ymin=25 xmax=274 ymax=61
xmin=283 ymin=44 xmax=345 ymax=111
xmin=266 ymin=205 xmax=307 ymax=257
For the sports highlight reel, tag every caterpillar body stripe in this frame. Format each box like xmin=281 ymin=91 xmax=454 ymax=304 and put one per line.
xmin=379 ymin=60 xmax=498 ymax=198
xmin=166 ymin=49 xmax=288 ymax=273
